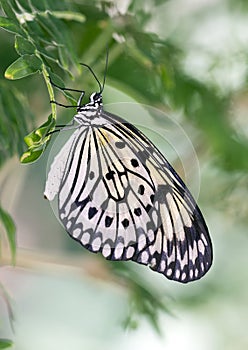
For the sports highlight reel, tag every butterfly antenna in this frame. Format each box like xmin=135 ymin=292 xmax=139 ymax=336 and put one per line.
xmin=79 ymin=62 xmax=102 ymax=93
xmin=100 ymin=46 xmax=109 ymax=94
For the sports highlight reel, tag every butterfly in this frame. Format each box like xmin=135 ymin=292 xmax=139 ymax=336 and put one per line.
xmin=44 ymin=60 xmax=213 ymax=284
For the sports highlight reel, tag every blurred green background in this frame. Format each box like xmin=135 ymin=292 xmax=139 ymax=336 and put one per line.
xmin=0 ymin=0 xmax=248 ymax=349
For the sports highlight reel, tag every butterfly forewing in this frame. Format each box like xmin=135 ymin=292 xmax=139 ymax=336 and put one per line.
xmin=45 ymin=99 xmax=212 ymax=283
xmin=49 ymin=121 xmax=159 ymax=258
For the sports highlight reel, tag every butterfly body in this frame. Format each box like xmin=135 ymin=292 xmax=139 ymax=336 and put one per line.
xmin=45 ymin=88 xmax=213 ymax=283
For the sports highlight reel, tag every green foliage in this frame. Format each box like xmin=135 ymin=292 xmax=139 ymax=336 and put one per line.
xmin=0 ymin=339 xmax=13 ymax=349
xmin=0 ymin=283 xmax=15 ymax=348
xmin=0 ymin=81 xmax=33 ymax=167
xmin=0 ymin=0 xmax=85 ymax=162
xmin=20 ymin=114 xmax=55 ymax=163
xmin=5 ymin=54 xmax=42 ymax=79
xmin=0 ymin=206 xmax=16 ymax=264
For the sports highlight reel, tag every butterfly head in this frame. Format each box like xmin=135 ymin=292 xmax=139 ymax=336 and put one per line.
xmin=89 ymin=92 xmax=103 ymax=106
xmin=74 ymin=91 xmax=103 ymax=125
xmin=74 ymin=56 xmax=106 ymax=125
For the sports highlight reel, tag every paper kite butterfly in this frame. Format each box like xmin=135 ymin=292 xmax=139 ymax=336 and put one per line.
xmin=44 ymin=58 xmax=213 ymax=283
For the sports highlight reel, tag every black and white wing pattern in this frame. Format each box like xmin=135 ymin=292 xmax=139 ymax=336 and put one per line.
xmin=45 ymin=108 xmax=212 ymax=283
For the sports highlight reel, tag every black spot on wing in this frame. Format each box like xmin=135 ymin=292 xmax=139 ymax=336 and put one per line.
xmin=122 ymin=218 xmax=129 ymax=229
xmin=138 ymin=184 xmax=145 ymax=195
xmin=134 ymin=207 xmax=142 ymax=216
xmin=131 ymin=158 xmax=139 ymax=167
xmin=89 ymin=171 xmax=95 ymax=180
xmin=106 ymin=170 xmax=115 ymax=180
xmin=88 ymin=207 xmax=98 ymax=219
xmin=115 ymin=141 xmax=125 ymax=149
xmin=105 ymin=215 xmax=113 ymax=227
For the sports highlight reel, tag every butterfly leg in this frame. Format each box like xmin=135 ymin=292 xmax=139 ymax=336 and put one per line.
xmin=49 ymin=76 xmax=85 ymax=109
xmin=48 ymin=75 xmax=84 ymax=93
xmin=46 ymin=119 xmax=78 ymax=136
xmin=50 ymin=100 xmax=77 ymax=108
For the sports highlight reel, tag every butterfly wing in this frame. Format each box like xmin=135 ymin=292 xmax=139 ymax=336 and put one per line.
xmin=45 ymin=111 xmax=212 ymax=283
xmin=101 ymin=112 xmax=212 ymax=283
xmin=44 ymin=127 xmax=88 ymax=201
xmin=55 ymin=123 xmax=159 ymax=260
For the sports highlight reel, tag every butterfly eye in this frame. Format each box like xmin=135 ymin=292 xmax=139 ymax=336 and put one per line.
xmin=89 ymin=92 xmax=102 ymax=105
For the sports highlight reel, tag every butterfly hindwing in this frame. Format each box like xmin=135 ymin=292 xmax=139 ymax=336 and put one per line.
xmin=101 ymin=113 xmax=212 ymax=282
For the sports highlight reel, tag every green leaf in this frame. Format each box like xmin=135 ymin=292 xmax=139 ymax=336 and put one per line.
xmin=20 ymin=149 xmax=44 ymax=163
xmin=0 ymin=0 xmax=19 ymax=22
xmin=15 ymin=35 xmax=36 ymax=55
xmin=0 ymin=81 xmax=34 ymax=167
xmin=35 ymin=11 xmax=78 ymax=70
xmin=0 ymin=16 xmax=23 ymax=34
xmin=0 ymin=339 xmax=13 ymax=349
xmin=20 ymin=114 xmax=56 ymax=164
xmin=0 ymin=283 xmax=15 ymax=332
xmin=0 ymin=206 xmax=16 ymax=265
xmin=50 ymin=11 xmax=85 ymax=23
xmin=24 ymin=114 xmax=55 ymax=146
xmin=5 ymin=55 xmax=42 ymax=80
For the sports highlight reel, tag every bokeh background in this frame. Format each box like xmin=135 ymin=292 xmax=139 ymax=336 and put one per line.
xmin=0 ymin=0 xmax=248 ymax=349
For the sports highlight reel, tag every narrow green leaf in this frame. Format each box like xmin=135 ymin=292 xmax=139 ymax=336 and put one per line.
xmin=0 ymin=206 xmax=16 ymax=265
xmin=50 ymin=11 xmax=85 ymax=23
xmin=36 ymin=12 xmax=78 ymax=70
xmin=5 ymin=55 xmax=42 ymax=80
xmin=0 ymin=16 xmax=23 ymax=34
xmin=0 ymin=283 xmax=15 ymax=332
xmin=15 ymin=35 xmax=36 ymax=55
xmin=58 ymin=46 xmax=69 ymax=70
xmin=0 ymin=81 xmax=34 ymax=167
xmin=0 ymin=0 xmax=19 ymax=22
xmin=20 ymin=114 xmax=56 ymax=164
xmin=0 ymin=339 xmax=13 ymax=349
xmin=13 ymin=0 xmax=32 ymax=12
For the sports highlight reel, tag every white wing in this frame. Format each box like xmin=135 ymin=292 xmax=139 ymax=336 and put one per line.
xmin=57 ymin=124 xmax=158 ymax=257
xmin=44 ymin=128 xmax=87 ymax=200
